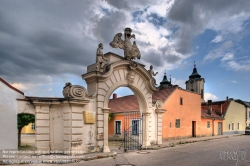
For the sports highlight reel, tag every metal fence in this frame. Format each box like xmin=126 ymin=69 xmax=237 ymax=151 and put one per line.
xmin=124 ymin=111 xmax=143 ymax=152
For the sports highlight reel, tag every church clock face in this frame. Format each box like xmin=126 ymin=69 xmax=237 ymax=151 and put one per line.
xmin=190 ymin=80 xmax=194 ymax=84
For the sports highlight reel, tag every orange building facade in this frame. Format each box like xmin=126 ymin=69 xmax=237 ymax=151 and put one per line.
xmin=200 ymin=118 xmax=223 ymax=136
xmin=108 ymin=95 xmax=140 ymax=140
xmin=157 ymin=87 xmax=202 ymax=139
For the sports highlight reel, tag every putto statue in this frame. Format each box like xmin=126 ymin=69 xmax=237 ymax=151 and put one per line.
xmin=148 ymin=65 xmax=158 ymax=85
xmin=148 ymin=65 xmax=158 ymax=77
xmin=110 ymin=27 xmax=141 ymax=61
xmin=96 ymin=43 xmax=107 ymax=71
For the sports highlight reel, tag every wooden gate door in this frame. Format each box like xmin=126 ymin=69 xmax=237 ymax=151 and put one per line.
xmin=218 ymin=122 xmax=222 ymax=135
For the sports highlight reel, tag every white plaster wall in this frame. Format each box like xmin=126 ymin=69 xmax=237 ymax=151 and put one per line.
xmin=18 ymin=100 xmax=35 ymax=114
xmin=0 ymin=81 xmax=25 ymax=150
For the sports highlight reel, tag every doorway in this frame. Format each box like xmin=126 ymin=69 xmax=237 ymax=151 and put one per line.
xmin=192 ymin=121 xmax=196 ymax=137
xmin=218 ymin=122 xmax=222 ymax=135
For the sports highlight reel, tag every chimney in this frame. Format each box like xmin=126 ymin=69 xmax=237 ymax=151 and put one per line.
xmin=113 ymin=93 xmax=117 ymax=99
xmin=208 ymin=100 xmax=212 ymax=115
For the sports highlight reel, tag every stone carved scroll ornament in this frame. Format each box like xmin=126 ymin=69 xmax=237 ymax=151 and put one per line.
xmin=155 ymin=100 xmax=163 ymax=109
xmin=110 ymin=27 xmax=141 ymax=61
xmin=62 ymin=82 xmax=96 ymax=99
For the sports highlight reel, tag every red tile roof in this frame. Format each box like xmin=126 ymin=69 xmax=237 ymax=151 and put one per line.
xmin=201 ymin=109 xmax=224 ymax=120
xmin=201 ymin=100 xmax=230 ymax=115
xmin=0 ymin=77 xmax=24 ymax=95
xmin=152 ymin=86 xmax=177 ymax=102
xmin=108 ymin=95 xmax=139 ymax=113
xmin=108 ymin=86 xmax=177 ymax=113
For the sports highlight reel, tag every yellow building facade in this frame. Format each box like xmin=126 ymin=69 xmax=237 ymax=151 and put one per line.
xmin=21 ymin=123 xmax=35 ymax=134
xmin=223 ymin=100 xmax=246 ymax=135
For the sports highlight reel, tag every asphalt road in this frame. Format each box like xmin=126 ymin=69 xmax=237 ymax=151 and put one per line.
xmin=75 ymin=135 xmax=250 ymax=166
xmin=12 ymin=135 xmax=250 ymax=166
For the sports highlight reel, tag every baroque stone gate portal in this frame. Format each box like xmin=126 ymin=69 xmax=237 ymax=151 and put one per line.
xmin=18 ymin=28 xmax=166 ymax=154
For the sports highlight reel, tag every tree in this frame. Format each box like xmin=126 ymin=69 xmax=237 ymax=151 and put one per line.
xmin=17 ymin=113 xmax=35 ymax=147
xmin=108 ymin=113 xmax=114 ymax=121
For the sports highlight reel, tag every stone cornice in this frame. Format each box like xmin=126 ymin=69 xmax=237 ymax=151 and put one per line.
xmin=102 ymin=107 xmax=110 ymax=113
xmin=31 ymin=99 xmax=90 ymax=106
xmin=155 ymin=109 xmax=167 ymax=114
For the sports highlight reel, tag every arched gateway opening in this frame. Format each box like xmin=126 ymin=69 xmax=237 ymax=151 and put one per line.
xmin=108 ymin=87 xmax=142 ymax=151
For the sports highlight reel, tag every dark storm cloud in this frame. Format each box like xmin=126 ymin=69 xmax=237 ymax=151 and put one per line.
xmin=93 ymin=11 xmax=127 ymax=43
xmin=143 ymin=49 xmax=164 ymax=67
xmin=159 ymin=44 xmax=182 ymax=64
xmin=164 ymin=54 xmax=181 ymax=64
xmin=106 ymin=0 xmax=130 ymax=9
xmin=106 ymin=0 xmax=152 ymax=10
xmin=167 ymin=0 xmax=250 ymax=55
xmin=0 ymin=0 xmax=98 ymax=84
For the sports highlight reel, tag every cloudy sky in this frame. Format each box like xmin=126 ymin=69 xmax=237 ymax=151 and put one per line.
xmin=1 ymin=0 xmax=250 ymax=102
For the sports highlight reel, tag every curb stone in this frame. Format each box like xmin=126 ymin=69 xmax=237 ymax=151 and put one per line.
xmin=139 ymin=135 xmax=231 ymax=151
xmin=82 ymin=152 xmax=117 ymax=161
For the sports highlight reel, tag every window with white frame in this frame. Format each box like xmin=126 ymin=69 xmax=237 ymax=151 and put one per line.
xmin=115 ymin=121 xmax=121 ymax=134
xmin=132 ymin=120 xmax=139 ymax=135
xmin=31 ymin=123 xmax=35 ymax=130
xmin=207 ymin=121 xmax=210 ymax=128
xmin=232 ymin=123 xmax=234 ymax=130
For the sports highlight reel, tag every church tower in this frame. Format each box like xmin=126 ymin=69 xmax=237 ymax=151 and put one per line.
xmin=185 ymin=62 xmax=205 ymax=102
xmin=159 ymin=70 xmax=172 ymax=89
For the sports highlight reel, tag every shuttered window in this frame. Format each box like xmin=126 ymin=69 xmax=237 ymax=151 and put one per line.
xmin=176 ymin=119 xmax=180 ymax=128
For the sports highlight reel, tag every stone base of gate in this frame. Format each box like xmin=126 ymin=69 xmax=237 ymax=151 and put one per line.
xmin=103 ymin=146 xmax=110 ymax=153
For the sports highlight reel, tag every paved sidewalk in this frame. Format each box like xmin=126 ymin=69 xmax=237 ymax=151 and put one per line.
xmin=140 ymin=134 xmax=242 ymax=150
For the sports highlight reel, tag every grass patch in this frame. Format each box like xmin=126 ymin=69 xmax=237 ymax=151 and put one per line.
xmin=177 ymin=141 xmax=187 ymax=145
xmin=18 ymin=144 xmax=32 ymax=150
xmin=169 ymin=143 xmax=175 ymax=147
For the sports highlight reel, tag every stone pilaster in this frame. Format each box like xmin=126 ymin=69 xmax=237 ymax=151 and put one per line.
xmin=102 ymin=108 xmax=110 ymax=152
xmin=34 ymin=104 xmax=50 ymax=153
xmin=63 ymin=103 xmax=71 ymax=152
xmin=142 ymin=112 xmax=151 ymax=147
xmin=155 ymin=109 xmax=166 ymax=144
